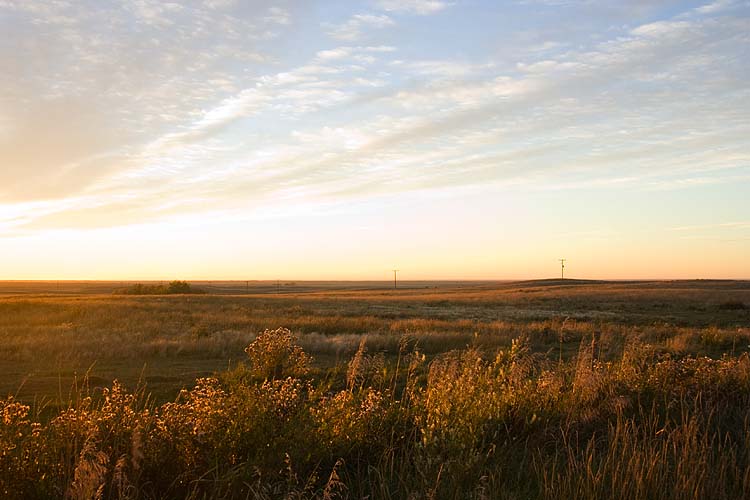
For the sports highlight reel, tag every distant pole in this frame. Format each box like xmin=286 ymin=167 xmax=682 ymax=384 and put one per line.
xmin=392 ymin=269 xmax=399 ymax=290
xmin=246 ymin=280 xmax=249 ymax=293
xmin=277 ymin=279 xmax=280 ymax=294
xmin=559 ymin=259 xmax=566 ymax=280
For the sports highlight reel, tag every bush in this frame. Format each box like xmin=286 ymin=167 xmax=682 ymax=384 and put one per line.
xmin=244 ymin=327 xmax=311 ymax=381
xmin=115 ymin=281 xmax=205 ymax=295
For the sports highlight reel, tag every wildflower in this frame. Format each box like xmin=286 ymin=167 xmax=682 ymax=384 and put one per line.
xmin=245 ymin=327 xmax=311 ymax=380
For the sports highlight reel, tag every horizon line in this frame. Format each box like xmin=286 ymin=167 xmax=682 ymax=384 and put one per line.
xmin=1 ymin=278 xmax=748 ymax=283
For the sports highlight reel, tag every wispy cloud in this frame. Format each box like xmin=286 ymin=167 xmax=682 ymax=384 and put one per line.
xmin=695 ymin=0 xmax=739 ymax=14
xmin=325 ymin=13 xmax=394 ymax=41
xmin=669 ymin=222 xmax=750 ymax=232
xmin=264 ymin=7 xmax=291 ymax=25
xmin=374 ymin=0 xmax=452 ymax=15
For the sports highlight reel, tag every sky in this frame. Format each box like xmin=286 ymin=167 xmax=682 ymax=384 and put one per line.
xmin=1 ymin=0 xmax=749 ymax=280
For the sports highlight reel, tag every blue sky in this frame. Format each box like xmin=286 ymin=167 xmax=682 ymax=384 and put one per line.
xmin=0 ymin=0 xmax=748 ymax=279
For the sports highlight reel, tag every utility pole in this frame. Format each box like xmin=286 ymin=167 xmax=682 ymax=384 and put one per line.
xmin=559 ymin=259 xmax=566 ymax=280
xmin=392 ymin=269 xmax=399 ymax=290
xmin=277 ymin=279 xmax=280 ymax=294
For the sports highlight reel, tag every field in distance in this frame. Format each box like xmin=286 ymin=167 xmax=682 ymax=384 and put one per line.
xmin=0 ymin=279 xmax=748 ymax=404
xmin=0 ymin=279 xmax=502 ymax=296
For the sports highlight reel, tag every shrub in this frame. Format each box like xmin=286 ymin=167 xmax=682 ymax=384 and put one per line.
xmin=115 ymin=281 xmax=205 ymax=295
xmin=245 ymin=327 xmax=311 ymax=380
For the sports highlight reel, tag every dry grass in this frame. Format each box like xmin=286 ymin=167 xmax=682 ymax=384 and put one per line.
xmin=0 ymin=281 xmax=749 ymax=498
xmin=0 ymin=281 xmax=748 ymax=402
xmin=2 ymin=329 xmax=750 ymax=499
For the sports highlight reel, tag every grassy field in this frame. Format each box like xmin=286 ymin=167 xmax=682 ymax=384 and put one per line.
xmin=1 ymin=279 xmax=748 ymax=404
xmin=1 ymin=279 xmax=749 ymax=498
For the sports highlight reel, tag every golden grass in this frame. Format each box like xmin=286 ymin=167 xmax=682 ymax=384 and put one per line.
xmin=0 ymin=281 xmax=749 ymax=498
xmin=0 ymin=281 xmax=748 ymax=402
xmin=2 ymin=329 xmax=750 ymax=499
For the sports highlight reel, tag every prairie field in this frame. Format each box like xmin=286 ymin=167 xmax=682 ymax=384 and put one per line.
xmin=6 ymin=0 xmax=749 ymax=497
xmin=1 ymin=279 xmax=750 ymax=499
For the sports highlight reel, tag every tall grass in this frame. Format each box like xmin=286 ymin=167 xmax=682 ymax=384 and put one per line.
xmin=2 ymin=327 xmax=750 ymax=499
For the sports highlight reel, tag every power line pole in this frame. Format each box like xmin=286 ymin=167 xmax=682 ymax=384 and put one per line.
xmin=559 ymin=259 xmax=566 ymax=280
xmin=392 ymin=269 xmax=399 ymax=290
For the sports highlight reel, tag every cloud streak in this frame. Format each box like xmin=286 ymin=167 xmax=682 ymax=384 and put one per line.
xmin=374 ymin=0 xmax=452 ymax=15
xmin=325 ymin=13 xmax=395 ymax=41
